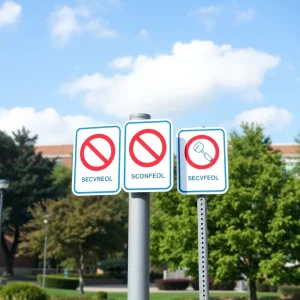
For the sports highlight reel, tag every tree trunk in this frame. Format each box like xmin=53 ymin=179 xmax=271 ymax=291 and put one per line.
xmin=78 ymin=249 xmax=85 ymax=294
xmin=4 ymin=253 xmax=14 ymax=276
xmin=1 ymin=229 xmax=19 ymax=276
xmin=249 ymin=279 xmax=257 ymax=300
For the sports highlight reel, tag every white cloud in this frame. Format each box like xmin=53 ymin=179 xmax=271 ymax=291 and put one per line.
xmin=0 ymin=1 xmax=21 ymax=27
xmin=235 ymin=8 xmax=256 ymax=23
xmin=49 ymin=5 xmax=118 ymax=45
xmin=137 ymin=28 xmax=149 ymax=40
xmin=233 ymin=106 xmax=293 ymax=131
xmin=109 ymin=56 xmax=134 ymax=69
xmin=191 ymin=5 xmax=224 ymax=16
xmin=61 ymin=40 xmax=280 ymax=119
xmin=190 ymin=5 xmax=223 ymax=30
xmin=0 ymin=107 xmax=102 ymax=145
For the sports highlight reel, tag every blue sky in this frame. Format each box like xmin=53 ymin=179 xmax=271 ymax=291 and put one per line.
xmin=0 ymin=0 xmax=299 ymax=145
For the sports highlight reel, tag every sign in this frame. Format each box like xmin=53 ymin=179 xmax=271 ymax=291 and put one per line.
xmin=177 ymin=127 xmax=228 ymax=194
xmin=123 ymin=119 xmax=173 ymax=192
xmin=72 ymin=125 xmax=121 ymax=195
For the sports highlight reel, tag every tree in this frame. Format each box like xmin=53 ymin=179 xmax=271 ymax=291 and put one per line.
xmin=150 ymin=124 xmax=300 ymax=300
xmin=0 ymin=128 xmax=56 ymax=276
xmin=18 ymin=193 xmax=128 ymax=294
xmin=293 ymin=131 xmax=300 ymax=176
xmin=51 ymin=164 xmax=72 ymax=198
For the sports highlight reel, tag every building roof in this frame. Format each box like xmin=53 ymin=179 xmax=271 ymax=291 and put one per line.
xmin=36 ymin=144 xmax=299 ymax=155
xmin=272 ymin=144 xmax=298 ymax=155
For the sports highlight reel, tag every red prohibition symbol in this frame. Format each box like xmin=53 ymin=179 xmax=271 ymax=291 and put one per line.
xmin=129 ymin=129 xmax=167 ymax=168
xmin=185 ymin=135 xmax=219 ymax=170
xmin=80 ymin=134 xmax=115 ymax=171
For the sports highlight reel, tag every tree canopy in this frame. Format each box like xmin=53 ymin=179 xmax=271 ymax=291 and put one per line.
xmin=150 ymin=124 xmax=300 ymax=300
xmin=0 ymin=128 xmax=56 ymax=275
xmin=19 ymin=192 xmax=128 ymax=294
xmin=51 ymin=164 xmax=72 ymax=198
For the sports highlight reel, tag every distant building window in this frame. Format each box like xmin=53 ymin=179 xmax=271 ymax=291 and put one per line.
xmin=56 ymin=159 xmax=62 ymax=165
xmin=284 ymin=160 xmax=297 ymax=172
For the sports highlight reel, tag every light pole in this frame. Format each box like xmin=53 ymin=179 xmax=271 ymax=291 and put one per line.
xmin=42 ymin=214 xmax=50 ymax=288
xmin=0 ymin=179 xmax=9 ymax=252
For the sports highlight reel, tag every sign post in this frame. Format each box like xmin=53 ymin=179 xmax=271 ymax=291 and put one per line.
xmin=177 ymin=127 xmax=228 ymax=300
xmin=127 ymin=113 xmax=151 ymax=300
xmin=125 ymin=114 xmax=173 ymax=300
xmin=197 ymin=194 xmax=208 ymax=300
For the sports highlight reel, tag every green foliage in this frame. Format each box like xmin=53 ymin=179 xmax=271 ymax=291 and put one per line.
xmin=52 ymin=164 xmax=72 ymax=198
xmin=0 ymin=128 xmax=56 ymax=275
xmin=46 ymin=274 xmax=119 ymax=279
xmin=20 ymin=194 xmax=127 ymax=261
xmin=95 ymin=291 xmax=108 ymax=299
xmin=37 ymin=275 xmax=78 ymax=290
xmin=98 ymin=258 xmax=126 ymax=273
xmin=279 ymin=285 xmax=300 ymax=299
xmin=51 ymin=296 xmax=94 ymax=300
xmin=0 ymin=282 xmax=49 ymax=300
xmin=191 ymin=279 xmax=236 ymax=291
xmin=155 ymin=279 xmax=190 ymax=290
xmin=150 ymin=124 xmax=300 ymax=300
xmin=256 ymin=281 xmax=277 ymax=292
xmin=20 ymin=193 xmax=127 ymax=293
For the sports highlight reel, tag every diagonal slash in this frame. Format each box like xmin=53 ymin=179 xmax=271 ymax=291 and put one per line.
xmin=87 ymin=141 xmax=108 ymax=164
xmin=136 ymin=136 xmax=160 ymax=160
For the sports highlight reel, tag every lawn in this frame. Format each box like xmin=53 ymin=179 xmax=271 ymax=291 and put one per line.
xmin=46 ymin=289 xmax=280 ymax=300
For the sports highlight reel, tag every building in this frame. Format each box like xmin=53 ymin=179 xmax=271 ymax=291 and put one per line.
xmin=272 ymin=144 xmax=298 ymax=172
xmin=36 ymin=145 xmax=73 ymax=168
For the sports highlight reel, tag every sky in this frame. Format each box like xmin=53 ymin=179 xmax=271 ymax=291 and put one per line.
xmin=0 ymin=0 xmax=299 ymax=145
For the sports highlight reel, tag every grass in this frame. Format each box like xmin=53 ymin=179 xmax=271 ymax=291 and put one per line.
xmin=45 ymin=289 xmax=280 ymax=300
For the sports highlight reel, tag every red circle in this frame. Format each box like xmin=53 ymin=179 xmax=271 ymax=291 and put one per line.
xmin=184 ymin=135 xmax=219 ymax=169
xmin=80 ymin=134 xmax=115 ymax=171
xmin=129 ymin=129 xmax=167 ymax=168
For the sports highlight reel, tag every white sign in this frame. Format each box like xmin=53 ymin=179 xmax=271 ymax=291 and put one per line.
xmin=123 ymin=119 xmax=173 ymax=192
xmin=177 ymin=127 xmax=228 ymax=194
xmin=72 ymin=125 xmax=121 ymax=195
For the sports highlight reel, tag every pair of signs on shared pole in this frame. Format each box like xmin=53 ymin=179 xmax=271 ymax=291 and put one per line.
xmin=72 ymin=119 xmax=229 ymax=196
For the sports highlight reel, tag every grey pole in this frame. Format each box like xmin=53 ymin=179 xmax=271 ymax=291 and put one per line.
xmin=127 ymin=113 xmax=151 ymax=300
xmin=198 ymin=195 xmax=209 ymax=300
xmin=42 ymin=219 xmax=48 ymax=288
xmin=0 ymin=191 xmax=3 ymax=251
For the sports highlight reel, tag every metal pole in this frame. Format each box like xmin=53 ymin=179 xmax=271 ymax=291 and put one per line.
xmin=42 ymin=220 xmax=48 ymax=288
xmin=127 ymin=113 xmax=151 ymax=300
xmin=198 ymin=195 xmax=209 ymax=300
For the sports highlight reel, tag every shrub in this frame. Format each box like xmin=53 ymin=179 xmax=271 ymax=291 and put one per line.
xmin=96 ymin=291 xmax=108 ymax=299
xmin=60 ymin=274 xmax=117 ymax=280
xmin=0 ymin=282 xmax=49 ymax=300
xmin=257 ymin=281 xmax=277 ymax=292
xmin=98 ymin=259 xmax=126 ymax=274
xmin=191 ymin=280 xmax=199 ymax=290
xmin=37 ymin=275 xmax=78 ymax=290
xmin=191 ymin=279 xmax=236 ymax=291
xmin=280 ymin=285 xmax=300 ymax=299
xmin=155 ymin=279 xmax=190 ymax=290
xmin=211 ymin=281 xmax=236 ymax=290
xmin=52 ymin=296 xmax=93 ymax=300
xmin=150 ymin=272 xmax=163 ymax=282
